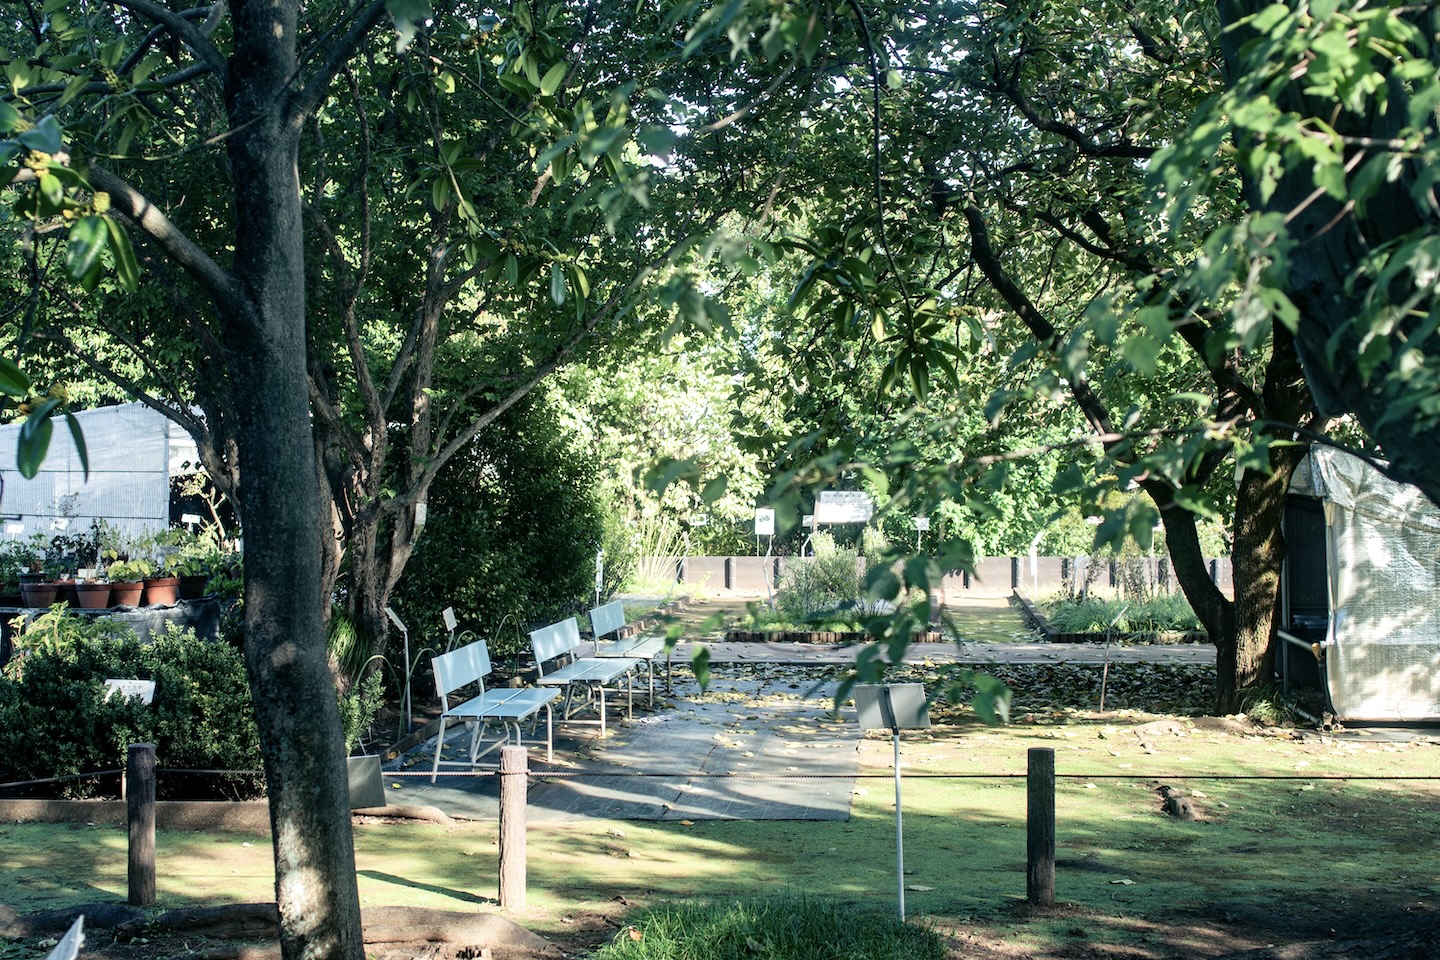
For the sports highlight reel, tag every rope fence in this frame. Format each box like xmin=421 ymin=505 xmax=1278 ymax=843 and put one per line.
xmin=7 ymin=768 xmax=1440 ymax=790
xmin=9 ymin=744 xmax=1440 ymax=913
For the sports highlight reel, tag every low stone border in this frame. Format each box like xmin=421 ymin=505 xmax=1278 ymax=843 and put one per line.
xmin=1013 ymin=590 xmax=1208 ymax=644
xmin=723 ymin=629 xmax=944 ymax=644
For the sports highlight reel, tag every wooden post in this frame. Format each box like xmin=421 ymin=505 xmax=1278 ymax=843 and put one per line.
xmin=127 ymin=743 xmax=156 ymax=906
xmin=1027 ymin=747 xmax=1055 ymax=907
xmin=499 ymin=746 xmax=527 ymax=910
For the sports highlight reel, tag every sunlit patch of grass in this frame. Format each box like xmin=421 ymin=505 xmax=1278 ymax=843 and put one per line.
xmin=592 ymin=893 xmax=946 ymax=960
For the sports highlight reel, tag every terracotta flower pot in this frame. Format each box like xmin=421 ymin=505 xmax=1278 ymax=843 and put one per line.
xmin=142 ymin=576 xmax=180 ymax=607
xmin=108 ymin=580 xmax=144 ymax=607
xmin=54 ymin=579 xmax=78 ymax=608
xmin=179 ymin=574 xmax=209 ymax=600
xmin=19 ymin=582 xmax=59 ymax=607
xmin=75 ymin=582 xmax=112 ymax=609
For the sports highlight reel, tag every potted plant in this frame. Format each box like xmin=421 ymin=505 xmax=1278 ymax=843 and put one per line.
xmin=74 ymin=578 xmax=112 ymax=609
xmin=0 ymin=541 xmax=30 ymax=606
xmin=19 ymin=575 xmax=59 ymax=607
xmin=105 ymin=557 xmax=152 ymax=607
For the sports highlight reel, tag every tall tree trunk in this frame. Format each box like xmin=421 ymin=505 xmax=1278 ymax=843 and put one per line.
xmin=226 ymin=1 xmax=364 ymax=957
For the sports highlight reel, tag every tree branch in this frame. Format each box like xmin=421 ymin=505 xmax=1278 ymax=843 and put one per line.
xmin=112 ymin=0 xmax=228 ymax=85
xmin=88 ymin=165 xmax=241 ymax=316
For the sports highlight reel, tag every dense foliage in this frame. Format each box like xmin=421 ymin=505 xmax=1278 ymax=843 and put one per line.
xmin=393 ymin=388 xmax=613 ymax=657
xmin=0 ymin=613 xmax=261 ymax=797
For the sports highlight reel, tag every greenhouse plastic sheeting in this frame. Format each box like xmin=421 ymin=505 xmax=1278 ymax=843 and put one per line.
xmin=1291 ymin=446 xmax=1440 ymax=721
xmin=0 ymin=402 xmax=197 ymax=542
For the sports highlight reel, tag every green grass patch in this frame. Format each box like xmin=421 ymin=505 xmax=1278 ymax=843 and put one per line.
xmin=590 ymin=893 xmax=946 ymax=960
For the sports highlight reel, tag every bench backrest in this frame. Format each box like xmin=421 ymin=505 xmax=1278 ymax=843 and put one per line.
xmin=530 ymin=617 xmax=582 ymax=666
xmin=590 ymin=600 xmax=626 ymax=640
xmin=433 ymin=639 xmax=492 ymax=703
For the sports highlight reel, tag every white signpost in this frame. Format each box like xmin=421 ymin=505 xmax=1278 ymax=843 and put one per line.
xmin=913 ymin=515 xmax=930 ymax=549
xmin=754 ymin=507 xmax=775 ymax=536
xmin=854 ymin=683 xmax=931 ymax=921
xmin=754 ymin=507 xmax=775 ymax=556
xmin=385 ymin=607 xmax=413 ymax=733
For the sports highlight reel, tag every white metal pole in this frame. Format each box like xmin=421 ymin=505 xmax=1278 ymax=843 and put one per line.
xmin=894 ymin=729 xmax=905 ymax=921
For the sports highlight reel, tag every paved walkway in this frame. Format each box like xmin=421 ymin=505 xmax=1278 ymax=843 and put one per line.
xmin=381 ymin=629 xmax=1211 ymax=824
xmin=383 ymin=670 xmax=860 ymax=823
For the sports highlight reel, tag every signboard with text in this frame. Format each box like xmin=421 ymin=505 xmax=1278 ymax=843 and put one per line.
xmin=754 ymin=508 xmax=775 ymax=536
xmin=814 ymin=490 xmax=875 ymax=525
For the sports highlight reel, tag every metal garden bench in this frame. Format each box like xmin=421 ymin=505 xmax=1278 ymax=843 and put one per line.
xmin=429 ymin=638 xmax=559 ymax=782
xmin=588 ymin=599 xmax=670 ymax=701
xmin=529 ymin=616 xmax=640 ymax=736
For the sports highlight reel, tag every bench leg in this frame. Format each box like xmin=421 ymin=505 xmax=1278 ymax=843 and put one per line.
xmin=430 ymin=716 xmax=450 ymax=784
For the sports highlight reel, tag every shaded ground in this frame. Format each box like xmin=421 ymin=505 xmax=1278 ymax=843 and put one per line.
xmin=5 ymin=595 xmax=1439 ymax=959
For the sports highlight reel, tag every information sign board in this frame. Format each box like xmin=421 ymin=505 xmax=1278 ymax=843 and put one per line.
xmin=814 ymin=490 xmax=875 ymax=524
xmin=754 ymin=508 xmax=775 ymax=536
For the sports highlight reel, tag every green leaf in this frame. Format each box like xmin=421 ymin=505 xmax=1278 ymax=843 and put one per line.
xmin=38 ymin=172 xmax=63 ymax=209
xmin=103 ymin=217 xmax=139 ymax=292
xmin=0 ymin=101 xmax=19 ymax=133
xmin=18 ymin=115 xmax=63 ymax=154
xmin=970 ymin=673 xmax=1011 ymax=725
xmin=690 ymin=645 xmax=710 ymax=691
xmin=539 ymin=61 xmax=567 ymax=97
xmin=549 ymin=262 xmax=566 ymax=305
xmin=65 ymin=215 xmax=106 ymax=284
xmin=0 ymin=357 xmax=32 ymax=396
xmin=700 ymin=475 xmax=727 ymax=504
xmin=64 ymin=411 xmax=88 ymax=479
xmin=17 ymin=399 xmax=61 ymax=479
xmin=1120 ymin=334 xmax=1162 ymax=375
xmin=636 ymin=124 xmax=676 ymax=158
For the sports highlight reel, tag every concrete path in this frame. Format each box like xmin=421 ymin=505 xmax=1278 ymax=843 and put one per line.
xmin=381 ymin=594 xmax=1212 ymax=824
xmin=382 ymin=671 xmax=860 ymax=824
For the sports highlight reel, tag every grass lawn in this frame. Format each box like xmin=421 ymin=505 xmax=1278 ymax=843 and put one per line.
xmin=4 ymin=711 xmax=1438 ymax=958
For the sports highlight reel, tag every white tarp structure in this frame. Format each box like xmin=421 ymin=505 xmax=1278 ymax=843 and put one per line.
xmin=1291 ymin=445 xmax=1440 ymax=720
xmin=0 ymin=402 xmax=197 ymax=542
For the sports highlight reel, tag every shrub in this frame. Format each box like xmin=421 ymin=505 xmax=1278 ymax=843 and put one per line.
xmin=1039 ymin=591 xmax=1202 ymax=635
xmin=0 ymin=613 xmax=261 ymax=797
xmin=774 ymin=533 xmax=867 ymax=623
xmin=394 ymin=388 xmax=609 ymax=659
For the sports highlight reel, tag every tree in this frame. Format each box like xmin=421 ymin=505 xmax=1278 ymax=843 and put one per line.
xmin=10 ymin=0 xmax=849 ymax=681
xmin=1 ymin=1 xmax=861 ymax=954
xmin=694 ymin=0 xmax=1317 ymax=710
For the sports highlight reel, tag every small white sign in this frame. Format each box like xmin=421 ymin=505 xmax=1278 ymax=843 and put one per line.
xmin=854 ymin=683 xmax=931 ymax=731
xmin=385 ymin=607 xmax=407 ymax=632
xmin=913 ymin=516 xmax=930 ymax=531
xmin=754 ymin=508 xmax=775 ymax=536
xmin=5 ymin=522 xmax=22 ymax=536
xmin=442 ymin=606 xmax=458 ymax=632
xmin=181 ymin=513 xmax=202 ymax=525
xmin=104 ymin=679 xmax=157 ymax=705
